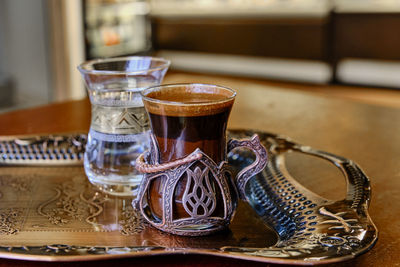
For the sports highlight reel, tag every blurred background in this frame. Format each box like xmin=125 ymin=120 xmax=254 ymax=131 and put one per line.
xmin=0 ymin=0 xmax=399 ymax=112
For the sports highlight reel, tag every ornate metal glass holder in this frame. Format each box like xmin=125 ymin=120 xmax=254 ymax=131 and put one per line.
xmin=135 ymin=134 xmax=268 ymax=236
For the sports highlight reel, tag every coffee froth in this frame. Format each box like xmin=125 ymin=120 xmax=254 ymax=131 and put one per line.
xmin=142 ymin=84 xmax=235 ymax=117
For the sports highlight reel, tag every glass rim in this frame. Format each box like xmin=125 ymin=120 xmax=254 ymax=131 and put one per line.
xmin=141 ymin=83 xmax=237 ymax=106
xmin=77 ymin=56 xmax=171 ymax=75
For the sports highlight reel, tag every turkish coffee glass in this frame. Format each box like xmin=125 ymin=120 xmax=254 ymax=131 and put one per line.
xmin=135 ymin=84 xmax=268 ymax=236
xmin=78 ymin=56 xmax=170 ymax=196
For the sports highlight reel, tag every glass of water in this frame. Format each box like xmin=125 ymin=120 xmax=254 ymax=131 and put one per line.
xmin=78 ymin=56 xmax=170 ymax=196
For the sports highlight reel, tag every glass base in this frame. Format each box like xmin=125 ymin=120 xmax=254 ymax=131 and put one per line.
xmin=86 ymin=174 xmax=142 ymax=197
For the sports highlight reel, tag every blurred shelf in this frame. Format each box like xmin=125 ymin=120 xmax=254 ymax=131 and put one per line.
xmin=150 ymin=0 xmax=330 ymax=19
xmin=335 ymin=0 xmax=400 ymax=13
xmin=337 ymin=59 xmax=400 ymax=89
xmin=157 ymin=50 xmax=332 ymax=84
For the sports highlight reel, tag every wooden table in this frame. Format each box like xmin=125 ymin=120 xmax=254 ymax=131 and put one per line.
xmin=0 ymin=73 xmax=399 ymax=266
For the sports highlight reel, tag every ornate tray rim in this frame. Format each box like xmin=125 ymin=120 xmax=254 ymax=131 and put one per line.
xmin=0 ymin=248 xmax=363 ymax=264
xmin=0 ymin=129 xmax=378 ymax=265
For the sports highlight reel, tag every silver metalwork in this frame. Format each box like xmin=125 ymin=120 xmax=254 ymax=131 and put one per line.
xmin=0 ymin=134 xmax=86 ymax=166
xmin=222 ymin=129 xmax=378 ymax=262
xmin=182 ymin=166 xmax=217 ymax=218
xmin=135 ymin=133 xmax=268 ymax=236
xmin=0 ymin=130 xmax=378 ymax=264
xmin=136 ymin=149 xmax=233 ymax=236
xmin=228 ymin=134 xmax=268 ymax=200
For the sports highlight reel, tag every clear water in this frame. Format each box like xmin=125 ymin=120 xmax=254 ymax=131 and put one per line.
xmin=80 ymin=58 xmax=169 ymax=196
xmin=84 ymin=105 xmax=149 ymax=196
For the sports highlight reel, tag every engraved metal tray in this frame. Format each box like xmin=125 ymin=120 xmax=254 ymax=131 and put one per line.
xmin=0 ymin=130 xmax=378 ymax=264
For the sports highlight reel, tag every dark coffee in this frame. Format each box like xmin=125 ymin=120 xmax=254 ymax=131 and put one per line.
xmin=142 ymin=85 xmax=236 ymax=220
xmin=148 ymin=110 xmax=231 ymax=163
xmin=143 ymin=87 xmax=235 ymax=163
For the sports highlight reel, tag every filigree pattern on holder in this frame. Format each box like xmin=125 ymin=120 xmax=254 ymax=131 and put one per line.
xmin=136 ymin=133 xmax=267 ymax=237
xmin=136 ymin=150 xmax=234 ymax=236
xmin=183 ymin=166 xmax=217 ymax=218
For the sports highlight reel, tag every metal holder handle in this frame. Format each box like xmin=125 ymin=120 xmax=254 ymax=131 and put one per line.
xmin=227 ymin=134 xmax=268 ymax=200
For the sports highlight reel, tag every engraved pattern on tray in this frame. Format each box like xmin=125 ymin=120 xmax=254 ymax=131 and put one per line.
xmin=0 ymin=130 xmax=378 ymax=265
